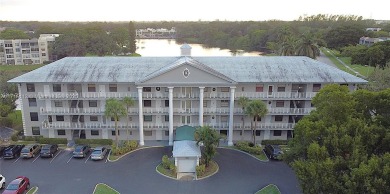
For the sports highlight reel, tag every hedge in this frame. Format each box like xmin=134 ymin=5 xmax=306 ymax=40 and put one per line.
xmin=235 ymin=141 xmax=263 ymax=155
xmin=261 ymin=140 xmax=289 ymax=145
xmin=75 ymin=139 xmax=113 ymax=145
xmin=23 ymin=136 xmax=43 ymax=141
xmin=38 ymin=138 xmax=67 ymax=144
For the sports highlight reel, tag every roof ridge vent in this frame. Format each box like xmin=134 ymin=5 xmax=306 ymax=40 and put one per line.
xmin=180 ymin=43 xmax=192 ymax=56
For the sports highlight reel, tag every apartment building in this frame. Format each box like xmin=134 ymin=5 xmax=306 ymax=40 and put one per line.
xmin=0 ymin=34 xmax=58 ymax=65
xmin=9 ymin=46 xmax=367 ymax=146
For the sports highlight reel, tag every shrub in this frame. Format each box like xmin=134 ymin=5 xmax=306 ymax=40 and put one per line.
xmin=38 ymin=138 xmax=67 ymax=144
xmin=248 ymin=142 xmax=255 ymax=147
xmin=162 ymin=155 xmax=170 ymax=169
xmin=124 ymin=140 xmax=138 ymax=150
xmin=196 ymin=164 xmax=206 ymax=176
xmin=235 ymin=141 xmax=262 ymax=155
xmin=111 ymin=140 xmax=138 ymax=156
xmin=0 ymin=117 xmax=12 ymax=127
xmin=261 ymin=140 xmax=289 ymax=145
xmin=169 ymin=163 xmax=176 ymax=173
xmin=23 ymin=136 xmax=42 ymax=141
xmin=75 ymin=139 xmax=113 ymax=145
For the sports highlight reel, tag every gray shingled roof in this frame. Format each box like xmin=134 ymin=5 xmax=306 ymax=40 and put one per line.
xmin=8 ymin=56 xmax=367 ymax=84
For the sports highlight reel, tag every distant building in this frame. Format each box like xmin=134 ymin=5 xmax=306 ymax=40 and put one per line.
xmin=8 ymin=45 xmax=366 ymax=146
xmin=0 ymin=34 xmax=59 ymax=65
xmin=359 ymin=36 xmax=390 ymax=46
xmin=136 ymin=27 xmax=176 ymax=39
xmin=366 ymin=28 xmax=382 ymax=31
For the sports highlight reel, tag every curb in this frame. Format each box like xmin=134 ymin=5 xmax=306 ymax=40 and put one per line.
xmin=218 ymin=147 xmax=269 ymax=162
xmin=93 ymin=183 xmax=120 ymax=194
xmin=155 ymin=163 xmax=178 ymax=180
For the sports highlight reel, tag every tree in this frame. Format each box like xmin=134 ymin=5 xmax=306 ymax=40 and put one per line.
xmin=0 ymin=71 xmax=18 ymax=117
xmin=0 ymin=29 xmax=29 ymax=39
xmin=238 ymin=97 xmax=250 ymax=136
xmin=278 ymin=36 xmax=297 ymax=56
xmin=104 ymin=98 xmax=126 ymax=147
xmin=295 ymin=33 xmax=320 ymax=59
xmin=364 ymin=66 xmax=390 ymax=91
xmin=324 ymin=25 xmax=366 ymax=50
xmin=128 ymin=22 xmax=137 ymax=53
xmin=122 ymin=97 xmax=135 ymax=141
xmin=245 ymin=100 xmax=268 ymax=144
xmin=51 ymin=30 xmax=87 ymax=59
xmin=194 ymin=126 xmax=220 ymax=167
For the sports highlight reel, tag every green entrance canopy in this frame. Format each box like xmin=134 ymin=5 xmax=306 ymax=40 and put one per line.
xmin=175 ymin=125 xmax=196 ymax=141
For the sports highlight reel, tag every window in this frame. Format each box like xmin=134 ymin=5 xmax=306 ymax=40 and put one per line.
xmin=56 ymin=115 xmax=64 ymax=121
xmin=203 ymin=101 xmax=207 ymax=107
xmin=54 ymin=101 xmax=63 ymax=107
xmin=221 ymin=115 xmax=228 ymax=122
xmin=111 ymin=117 xmax=115 ymax=121
xmin=255 ymin=130 xmax=261 ymax=136
xmin=253 ymin=117 xmax=261 ymax=121
xmin=109 ymin=84 xmax=117 ymax=92
xmin=53 ymin=84 xmax=61 ymax=92
xmin=275 ymin=115 xmax=283 ymax=122
xmin=112 ymin=130 xmax=120 ymax=136
xmin=30 ymin=112 xmax=38 ymax=121
xmin=144 ymin=115 xmax=152 ymax=122
xmin=165 ymin=131 xmax=169 ymax=136
xmin=26 ymin=83 xmax=35 ymax=92
xmin=221 ymin=87 xmax=229 ymax=92
xmin=165 ymin=115 xmax=169 ymax=122
xmin=144 ymin=131 xmax=152 ymax=136
xmin=143 ymin=87 xmax=151 ymax=92
xmin=277 ymin=86 xmax=285 ymax=92
xmin=256 ymin=85 xmax=263 ymax=92
xmin=57 ymin=130 xmax=66 ymax=135
xmin=127 ymin=87 xmax=131 ymax=91
xmin=221 ymin=100 xmax=229 ymax=107
xmin=88 ymin=84 xmax=96 ymax=92
xmin=28 ymin=98 xmax=37 ymax=107
xmin=41 ymin=53 xmax=46 ymax=56
xmin=273 ymin=130 xmax=282 ymax=136
xmin=90 ymin=116 xmax=98 ymax=121
xmin=165 ymin=100 xmax=169 ymax=107
xmin=276 ymin=101 xmax=284 ymax=107
xmin=89 ymin=100 xmax=97 ymax=107
xmin=91 ymin=130 xmax=99 ymax=136
xmin=32 ymin=127 xmax=40 ymax=135
xmin=144 ymin=100 xmax=151 ymax=107
xmin=241 ymin=87 xmax=245 ymax=91
xmin=313 ymin=84 xmax=321 ymax=92
xmin=128 ymin=116 xmax=132 ymax=121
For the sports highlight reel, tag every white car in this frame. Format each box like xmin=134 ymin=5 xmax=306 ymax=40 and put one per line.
xmin=0 ymin=174 xmax=5 ymax=189
xmin=91 ymin=146 xmax=108 ymax=160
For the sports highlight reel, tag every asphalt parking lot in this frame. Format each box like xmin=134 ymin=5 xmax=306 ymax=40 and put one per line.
xmin=0 ymin=147 xmax=301 ymax=194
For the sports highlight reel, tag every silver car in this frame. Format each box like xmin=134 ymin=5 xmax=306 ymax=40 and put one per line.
xmin=90 ymin=146 xmax=108 ymax=160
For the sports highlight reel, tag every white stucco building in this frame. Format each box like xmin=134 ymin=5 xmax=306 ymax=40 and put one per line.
xmin=8 ymin=46 xmax=367 ymax=146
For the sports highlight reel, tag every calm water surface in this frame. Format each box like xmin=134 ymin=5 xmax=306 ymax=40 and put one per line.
xmin=136 ymin=39 xmax=261 ymax=56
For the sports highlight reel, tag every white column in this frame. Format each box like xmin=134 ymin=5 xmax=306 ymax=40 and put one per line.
xmin=228 ymin=86 xmax=236 ymax=146
xmin=168 ymin=87 xmax=174 ymax=146
xmin=199 ymin=87 xmax=204 ymax=127
xmin=137 ymin=87 xmax=144 ymax=146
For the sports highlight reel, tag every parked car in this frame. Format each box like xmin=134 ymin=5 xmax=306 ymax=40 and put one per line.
xmin=3 ymin=145 xmax=25 ymax=159
xmin=2 ymin=176 xmax=29 ymax=194
xmin=91 ymin=146 xmax=108 ymax=160
xmin=72 ymin=145 xmax=91 ymax=158
xmin=0 ymin=146 xmax=7 ymax=157
xmin=0 ymin=174 xmax=5 ymax=189
xmin=263 ymin=144 xmax=283 ymax=160
xmin=40 ymin=144 xmax=58 ymax=158
xmin=20 ymin=144 xmax=41 ymax=158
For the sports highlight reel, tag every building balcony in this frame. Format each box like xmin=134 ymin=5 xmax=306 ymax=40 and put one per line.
xmin=40 ymin=107 xmax=104 ymax=115
xmin=268 ymin=108 xmax=315 ymax=115
xmin=37 ymin=92 xmax=138 ymax=99
xmin=235 ymin=92 xmax=318 ymax=99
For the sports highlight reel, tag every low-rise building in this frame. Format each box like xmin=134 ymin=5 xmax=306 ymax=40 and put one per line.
xmin=8 ymin=45 xmax=367 ymax=146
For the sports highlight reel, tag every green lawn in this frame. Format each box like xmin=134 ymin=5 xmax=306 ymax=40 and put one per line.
xmin=0 ymin=64 xmax=45 ymax=73
xmin=255 ymin=184 xmax=281 ymax=194
xmin=7 ymin=110 xmax=22 ymax=130
xmin=93 ymin=183 xmax=119 ymax=194
xmin=157 ymin=163 xmax=176 ymax=179
xmin=26 ymin=187 xmax=38 ymax=194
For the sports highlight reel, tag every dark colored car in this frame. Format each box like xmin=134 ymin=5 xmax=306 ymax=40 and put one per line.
xmin=40 ymin=144 xmax=58 ymax=158
xmin=72 ymin=145 xmax=91 ymax=158
xmin=263 ymin=144 xmax=283 ymax=160
xmin=2 ymin=176 xmax=30 ymax=194
xmin=0 ymin=146 xmax=7 ymax=157
xmin=3 ymin=145 xmax=25 ymax=159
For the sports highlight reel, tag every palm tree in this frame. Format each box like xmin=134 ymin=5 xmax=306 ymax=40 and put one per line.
xmin=278 ymin=36 xmax=297 ymax=56
xmin=238 ymin=97 xmax=250 ymax=137
xmin=105 ymin=98 xmax=126 ymax=147
xmin=295 ymin=33 xmax=320 ymax=59
xmin=245 ymin=100 xmax=268 ymax=144
xmin=122 ymin=97 xmax=135 ymax=141
xmin=194 ymin=126 xmax=220 ymax=167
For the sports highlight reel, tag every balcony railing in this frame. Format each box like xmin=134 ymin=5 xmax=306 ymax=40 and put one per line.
xmin=42 ymin=122 xmax=295 ymax=130
xmin=40 ymin=107 xmax=103 ymax=114
xmin=235 ymin=92 xmax=318 ymax=99
xmin=37 ymin=92 xmax=138 ymax=99
xmin=268 ymin=108 xmax=315 ymax=114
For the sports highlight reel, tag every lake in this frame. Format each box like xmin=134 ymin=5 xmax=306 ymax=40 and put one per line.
xmin=136 ymin=39 xmax=261 ymax=56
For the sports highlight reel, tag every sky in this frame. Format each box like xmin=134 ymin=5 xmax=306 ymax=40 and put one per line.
xmin=0 ymin=0 xmax=389 ymax=22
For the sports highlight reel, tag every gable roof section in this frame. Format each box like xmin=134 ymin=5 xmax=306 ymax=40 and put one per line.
xmin=8 ymin=56 xmax=367 ymax=84
xmin=175 ymin=125 xmax=196 ymax=141
xmin=137 ymin=57 xmax=236 ymax=84
xmin=172 ymin=140 xmax=201 ymax=158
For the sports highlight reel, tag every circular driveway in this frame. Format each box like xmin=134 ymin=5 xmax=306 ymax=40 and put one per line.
xmin=0 ymin=147 xmax=301 ymax=194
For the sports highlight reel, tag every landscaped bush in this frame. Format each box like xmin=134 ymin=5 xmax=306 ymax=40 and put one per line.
xmin=10 ymin=130 xmax=22 ymax=141
xmin=261 ymin=140 xmax=289 ymax=145
xmin=162 ymin=155 xmax=170 ymax=169
xmin=23 ymin=136 xmax=43 ymax=141
xmin=75 ymin=139 xmax=113 ymax=145
xmin=0 ymin=117 xmax=12 ymax=127
xmin=235 ymin=141 xmax=263 ymax=155
xmin=38 ymin=138 xmax=67 ymax=144
xmin=111 ymin=140 xmax=138 ymax=156
xmin=196 ymin=164 xmax=206 ymax=176
xmin=169 ymin=163 xmax=176 ymax=173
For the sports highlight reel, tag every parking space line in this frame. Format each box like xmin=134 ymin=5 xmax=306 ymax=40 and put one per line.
xmin=13 ymin=156 xmax=21 ymax=163
xmin=32 ymin=155 xmax=40 ymax=163
xmin=85 ymin=155 xmax=91 ymax=163
xmin=50 ymin=150 xmax=62 ymax=163
xmin=66 ymin=155 xmax=73 ymax=163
